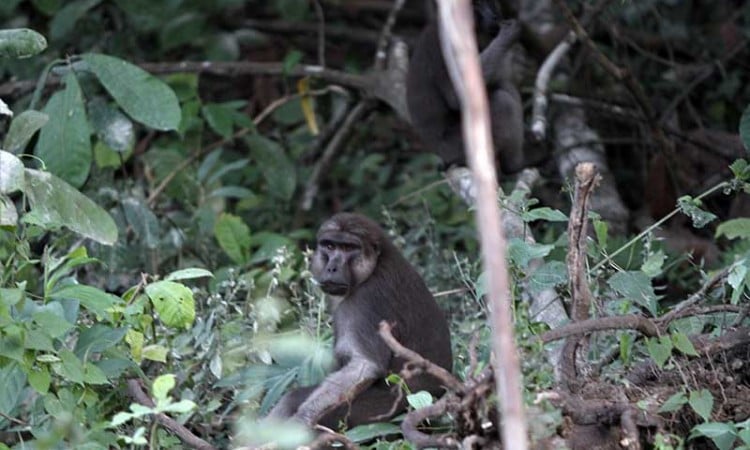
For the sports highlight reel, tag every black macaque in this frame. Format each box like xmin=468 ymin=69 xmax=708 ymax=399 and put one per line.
xmin=267 ymin=213 xmax=452 ymax=429
xmin=407 ymin=3 xmax=524 ymax=173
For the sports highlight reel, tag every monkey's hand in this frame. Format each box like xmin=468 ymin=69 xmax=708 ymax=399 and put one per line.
xmin=497 ymin=19 xmax=520 ymax=42
xmin=294 ymin=357 xmax=382 ymax=426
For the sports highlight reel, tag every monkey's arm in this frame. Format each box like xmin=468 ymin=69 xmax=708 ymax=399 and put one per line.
xmin=294 ymin=357 xmax=383 ymax=426
xmin=480 ymin=20 xmax=520 ymax=85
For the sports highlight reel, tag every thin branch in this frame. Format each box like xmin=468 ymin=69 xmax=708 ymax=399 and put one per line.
xmin=437 ymin=2 xmax=528 ymax=450
xmin=378 ymin=321 xmax=463 ymax=391
xmin=299 ymin=100 xmax=373 ymax=211
xmin=126 ymin=379 xmax=217 ymax=450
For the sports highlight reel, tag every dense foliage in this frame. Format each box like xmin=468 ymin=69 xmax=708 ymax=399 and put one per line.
xmin=1 ymin=1 xmax=749 ymax=449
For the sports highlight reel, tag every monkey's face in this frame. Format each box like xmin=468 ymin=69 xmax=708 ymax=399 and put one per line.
xmin=311 ymin=226 xmax=378 ymax=296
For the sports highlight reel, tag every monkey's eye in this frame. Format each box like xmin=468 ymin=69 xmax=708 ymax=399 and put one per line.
xmin=324 ymin=242 xmax=336 ymax=251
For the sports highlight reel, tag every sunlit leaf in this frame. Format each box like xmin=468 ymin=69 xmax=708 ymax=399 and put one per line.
xmin=145 ymin=281 xmax=195 ymax=329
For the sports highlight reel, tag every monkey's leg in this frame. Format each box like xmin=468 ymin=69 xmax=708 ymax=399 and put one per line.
xmin=489 ymin=87 xmax=524 ymax=174
xmin=266 ymin=385 xmax=317 ymax=419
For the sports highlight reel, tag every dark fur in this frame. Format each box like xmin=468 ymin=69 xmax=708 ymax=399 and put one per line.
xmin=406 ymin=10 xmax=524 ymax=173
xmin=268 ymin=213 xmax=452 ymax=429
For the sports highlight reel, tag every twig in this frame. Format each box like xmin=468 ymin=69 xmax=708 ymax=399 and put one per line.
xmin=551 ymin=0 xmax=675 ymax=162
xmin=437 ymin=2 xmax=528 ymax=450
xmin=658 ymin=265 xmax=733 ymax=326
xmin=400 ymin=396 xmax=459 ymax=449
xmin=373 ymin=0 xmax=407 ymax=70
xmin=147 ymin=89 xmax=325 ymax=206
xmin=530 ymin=0 xmax=613 ymax=140
xmin=305 ymin=426 xmax=358 ymax=450
xmin=311 ymin=0 xmax=326 ymax=68
xmin=299 ymin=100 xmax=373 ymax=211
xmin=531 ymin=34 xmax=575 ymax=140
xmin=125 ymin=379 xmax=217 ymax=450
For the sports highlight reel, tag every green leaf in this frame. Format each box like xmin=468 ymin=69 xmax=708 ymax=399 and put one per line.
xmin=214 ymin=213 xmax=251 ymax=265
xmin=0 ymin=150 xmax=25 ymax=194
xmin=346 ymin=423 xmax=402 ymax=443
xmin=658 ymin=390 xmax=687 ymax=413
xmin=74 ymin=325 xmax=127 ymax=357
xmin=202 ymin=103 xmax=234 ymax=138
xmin=3 ymin=110 xmax=49 ymax=153
xmin=28 ymin=367 xmax=51 ymax=394
xmin=690 ymin=423 xmax=737 ymax=450
xmin=0 ymin=363 xmax=26 ymax=429
xmin=82 ymin=53 xmax=181 ymax=131
xmin=406 ymin=391 xmax=433 ymax=410
xmin=49 ymin=0 xmax=102 ymax=40
xmin=689 ymin=389 xmax=714 ymax=422
xmin=0 ymin=28 xmax=47 ymax=59
xmin=645 ymin=336 xmax=672 ymax=369
xmin=677 ymin=196 xmax=718 ymax=228
xmin=152 ymin=374 xmax=176 ymax=402
xmin=672 ymin=332 xmax=699 ymax=357
xmin=162 ymin=399 xmax=196 ymax=414
xmin=245 ymin=134 xmax=296 ymax=201
xmin=527 ymin=260 xmax=568 ymax=296
xmin=593 ymin=218 xmax=608 ymax=249
xmin=35 ymin=73 xmax=91 ymax=188
xmin=740 ymin=104 xmax=750 ymax=154
xmin=608 ymin=271 xmax=659 ymax=316
xmin=0 ymin=195 xmax=17 ymax=226
xmin=522 ymin=207 xmax=568 ymax=222
xmin=83 ymin=363 xmax=108 ymax=384
xmin=51 ymin=284 xmax=119 ymax=319
xmin=145 ymin=281 xmax=195 ymax=330
xmin=142 ymin=345 xmax=168 ymax=362
xmin=507 ymin=238 xmax=554 ymax=269
xmin=32 ymin=309 xmax=74 ymax=339
xmin=24 ymin=168 xmax=118 ymax=245
xmin=716 ymin=218 xmax=750 ymax=240
xmin=121 ymin=197 xmax=159 ymax=249
xmin=57 ymin=349 xmax=85 ymax=384
xmin=165 ymin=268 xmax=214 ymax=281
xmin=641 ymin=250 xmax=666 ymax=278
xmin=88 ymin=97 xmax=135 ymax=153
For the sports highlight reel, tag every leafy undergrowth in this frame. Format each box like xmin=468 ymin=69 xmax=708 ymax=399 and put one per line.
xmin=1 ymin=2 xmax=750 ymax=449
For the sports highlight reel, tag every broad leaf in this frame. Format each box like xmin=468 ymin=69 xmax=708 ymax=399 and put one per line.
xmin=0 ymin=150 xmax=24 ymax=193
xmin=35 ymin=73 xmax=91 ymax=188
xmin=527 ymin=260 xmax=568 ymax=296
xmin=608 ymin=271 xmax=659 ymax=316
xmin=214 ymin=213 xmax=251 ymax=265
xmin=716 ymin=218 xmax=750 ymax=240
xmin=3 ymin=110 xmax=49 ymax=153
xmin=145 ymin=281 xmax=195 ymax=329
xmin=672 ymin=332 xmax=699 ymax=357
xmin=0 ymin=28 xmax=47 ymax=58
xmin=690 ymin=422 xmax=737 ymax=450
xmin=51 ymin=284 xmax=119 ymax=319
xmin=406 ymin=391 xmax=433 ymax=410
xmin=152 ymin=374 xmax=176 ymax=402
xmin=24 ymin=169 xmax=118 ymax=245
xmin=245 ymin=134 xmax=296 ymax=201
xmin=346 ymin=423 xmax=402 ymax=443
xmin=49 ymin=0 xmax=102 ymax=40
xmin=658 ymin=390 xmax=687 ymax=413
xmin=88 ymin=97 xmax=135 ymax=153
xmin=82 ymin=53 xmax=181 ymax=131
xmin=689 ymin=389 xmax=714 ymax=422
xmin=645 ymin=336 xmax=672 ymax=369
xmin=165 ymin=268 xmax=213 ymax=281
